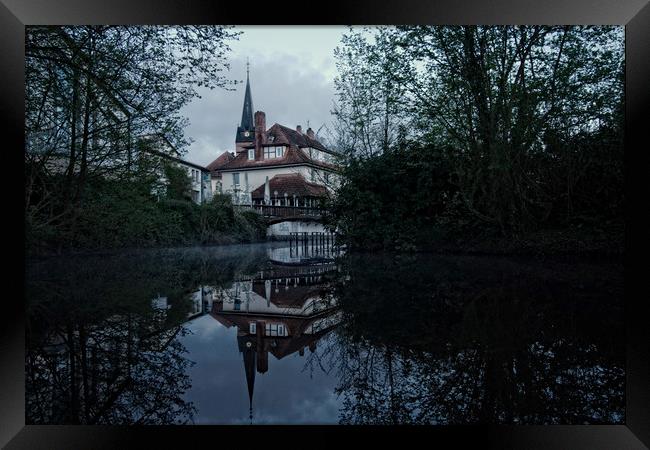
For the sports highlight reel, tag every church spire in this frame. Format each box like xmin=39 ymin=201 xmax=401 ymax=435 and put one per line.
xmin=235 ymin=61 xmax=255 ymax=149
xmin=240 ymin=61 xmax=254 ymax=131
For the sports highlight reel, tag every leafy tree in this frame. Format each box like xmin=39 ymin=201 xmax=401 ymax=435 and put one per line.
xmin=324 ymin=142 xmax=457 ymax=251
xmin=163 ymin=163 xmax=193 ymax=202
xmin=331 ymin=27 xmax=410 ymax=158
xmin=25 ymin=25 xmax=240 ymax=250
xmin=328 ymin=26 xmax=624 ymax=248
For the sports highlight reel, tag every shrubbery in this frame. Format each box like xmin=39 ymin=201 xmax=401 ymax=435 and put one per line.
xmin=325 ymin=136 xmax=624 ymax=254
xmin=27 ymin=177 xmax=266 ymax=254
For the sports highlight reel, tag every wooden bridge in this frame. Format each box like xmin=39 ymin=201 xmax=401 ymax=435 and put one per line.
xmin=239 ymin=205 xmax=324 ymax=224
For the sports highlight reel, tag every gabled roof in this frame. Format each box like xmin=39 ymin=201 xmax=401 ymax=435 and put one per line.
xmin=219 ymin=146 xmax=337 ymax=172
xmin=250 ymin=173 xmax=327 ymax=199
xmin=206 ymin=151 xmax=235 ymax=172
xmin=269 ymin=124 xmax=332 ymax=153
xmin=241 ymin=124 xmax=335 ymax=155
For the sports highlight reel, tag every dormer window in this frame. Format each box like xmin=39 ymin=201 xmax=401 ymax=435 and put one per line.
xmin=248 ymin=149 xmax=255 ymax=160
xmin=264 ymin=146 xmax=285 ymax=159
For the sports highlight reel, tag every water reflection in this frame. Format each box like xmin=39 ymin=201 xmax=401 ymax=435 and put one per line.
xmin=25 ymin=245 xmax=624 ymax=425
xmin=209 ymin=262 xmax=340 ymax=422
xmin=267 ymin=240 xmax=344 ymax=265
xmin=331 ymin=254 xmax=624 ymax=425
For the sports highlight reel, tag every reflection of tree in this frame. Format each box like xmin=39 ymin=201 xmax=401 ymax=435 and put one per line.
xmin=331 ymin=254 xmax=624 ymax=425
xmin=25 ymin=246 xmax=273 ymax=424
xmin=26 ymin=318 xmax=194 ymax=424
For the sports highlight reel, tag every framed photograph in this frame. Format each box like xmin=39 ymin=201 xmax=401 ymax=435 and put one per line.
xmin=3 ymin=0 xmax=647 ymax=447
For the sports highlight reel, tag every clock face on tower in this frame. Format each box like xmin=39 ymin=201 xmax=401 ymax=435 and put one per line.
xmin=244 ymin=131 xmax=250 ymax=137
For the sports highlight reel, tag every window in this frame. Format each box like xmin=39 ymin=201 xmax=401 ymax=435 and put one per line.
xmin=265 ymin=323 xmax=286 ymax=337
xmin=248 ymin=149 xmax=255 ymax=160
xmin=233 ymin=172 xmax=240 ymax=187
xmin=264 ymin=146 xmax=284 ymax=159
xmin=249 ymin=322 xmax=256 ymax=334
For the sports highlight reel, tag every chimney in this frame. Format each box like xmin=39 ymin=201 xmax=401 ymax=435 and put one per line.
xmin=254 ymin=111 xmax=266 ymax=159
xmin=296 ymin=125 xmax=302 ymax=134
xmin=306 ymin=127 xmax=315 ymax=139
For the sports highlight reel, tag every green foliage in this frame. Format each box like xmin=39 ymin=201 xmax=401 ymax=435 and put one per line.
xmin=327 ymin=132 xmax=623 ymax=252
xmin=327 ymin=143 xmax=463 ymax=251
xmin=28 ymin=176 xmax=266 ymax=254
xmin=328 ymin=26 xmax=624 ymax=252
xmin=24 ymin=25 xmax=240 ymax=253
xmin=196 ymin=194 xmax=266 ymax=244
xmin=163 ymin=164 xmax=193 ymax=201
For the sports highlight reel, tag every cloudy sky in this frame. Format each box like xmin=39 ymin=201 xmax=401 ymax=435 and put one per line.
xmin=181 ymin=26 xmax=349 ymax=167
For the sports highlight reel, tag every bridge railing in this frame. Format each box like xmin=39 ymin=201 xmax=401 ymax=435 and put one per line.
xmin=242 ymin=204 xmax=324 ymax=218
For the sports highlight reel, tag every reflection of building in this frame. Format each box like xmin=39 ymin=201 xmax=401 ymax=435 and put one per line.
xmin=152 ymin=287 xmax=214 ymax=321
xmin=266 ymin=242 xmax=341 ymax=265
xmin=209 ymin=263 xmax=341 ymax=422
xmin=187 ymin=287 xmax=215 ymax=320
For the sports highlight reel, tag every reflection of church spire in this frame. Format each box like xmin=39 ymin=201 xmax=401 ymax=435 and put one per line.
xmin=240 ymin=336 xmax=256 ymax=424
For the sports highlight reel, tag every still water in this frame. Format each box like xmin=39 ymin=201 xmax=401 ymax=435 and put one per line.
xmin=25 ymin=242 xmax=624 ymax=425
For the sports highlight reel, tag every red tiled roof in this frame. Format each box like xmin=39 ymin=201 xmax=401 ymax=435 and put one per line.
xmin=251 ymin=281 xmax=326 ymax=308
xmin=220 ymin=146 xmax=338 ymax=172
xmin=218 ymin=120 xmax=339 ymax=172
xmin=268 ymin=124 xmax=332 ymax=153
xmin=250 ymin=173 xmax=327 ymax=199
xmin=206 ymin=151 xmax=235 ymax=172
xmin=240 ymin=124 xmax=333 ymax=154
xmin=220 ymin=146 xmax=311 ymax=171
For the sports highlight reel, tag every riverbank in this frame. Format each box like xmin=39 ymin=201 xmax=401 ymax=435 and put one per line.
xmin=28 ymin=222 xmax=624 ymax=260
xmin=25 ymin=181 xmax=268 ymax=258
xmin=426 ymin=224 xmax=625 ymax=258
xmin=342 ymin=222 xmax=624 ymax=259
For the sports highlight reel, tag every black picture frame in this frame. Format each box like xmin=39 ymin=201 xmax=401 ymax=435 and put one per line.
xmin=2 ymin=0 xmax=647 ymax=447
